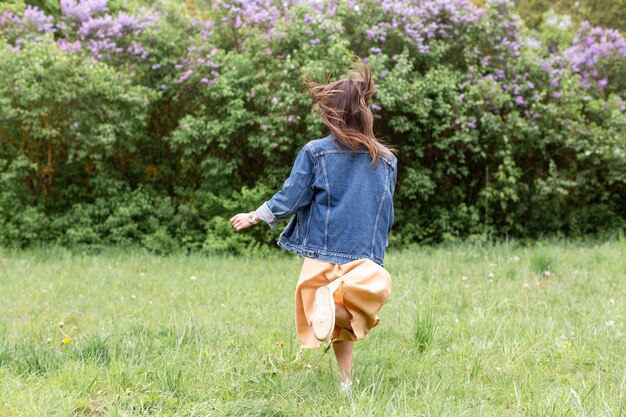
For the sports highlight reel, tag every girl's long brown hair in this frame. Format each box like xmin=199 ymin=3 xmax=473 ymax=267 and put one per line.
xmin=306 ymin=59 xmax=394 ymax=163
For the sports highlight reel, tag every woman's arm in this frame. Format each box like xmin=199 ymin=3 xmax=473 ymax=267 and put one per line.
xmin=230 ymin=143 xmax=316 ymax=231
xmin=387 ymin=161 xmax=397 ymax=244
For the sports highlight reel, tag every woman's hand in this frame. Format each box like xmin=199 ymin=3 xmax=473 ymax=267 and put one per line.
xmin=230 ymin=213 xmax=258 ymax=231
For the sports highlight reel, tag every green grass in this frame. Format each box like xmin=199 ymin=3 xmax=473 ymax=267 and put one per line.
xmin=0 ymin=236 xmax=625 ymax=416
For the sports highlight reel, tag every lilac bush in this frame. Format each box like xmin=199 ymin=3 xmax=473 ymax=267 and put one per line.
xmin=0 ymin=0 xmax=158 ymax=62
xmin=60 ymin=0 xmax=109 ymax=23
xmin=0 ymin=6 xmax=54 ymax=49
xmin=564 ymin=22 xmax=626 ymax=91
xmin=364 ymin=0 xmax=484 ymax=55
xmin=1 ymin=0 xmax=624 ymax=250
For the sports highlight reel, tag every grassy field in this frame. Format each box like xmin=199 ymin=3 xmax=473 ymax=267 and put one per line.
xmin=0 ymin=237 xmax=624 ymax=416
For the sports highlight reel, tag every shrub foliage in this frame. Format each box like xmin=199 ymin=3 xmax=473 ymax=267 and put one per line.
xmin=1 ymin=0 xmax=625 ymax=251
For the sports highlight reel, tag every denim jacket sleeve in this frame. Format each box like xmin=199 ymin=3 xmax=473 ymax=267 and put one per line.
xmin=256 ymin=143 xmax=316 ymax=229
xmin=386 ymin=161 xmax=397 ymax=246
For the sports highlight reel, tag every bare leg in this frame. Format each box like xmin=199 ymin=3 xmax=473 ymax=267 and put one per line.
xmin=335 ymin=302 xmax=353 ymax=330
xmin=333 ymin=302 xmax=354 ymax=382
xmin=332 ymin=340 xmax=354 ymax=383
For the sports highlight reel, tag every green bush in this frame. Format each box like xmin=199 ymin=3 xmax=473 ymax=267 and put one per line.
xmin=0 ymin=0 xmax=624 ymax=251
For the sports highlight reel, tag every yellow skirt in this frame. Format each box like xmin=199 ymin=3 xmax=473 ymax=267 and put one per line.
xmin=295 ymin=257 xmax=392 ymax=348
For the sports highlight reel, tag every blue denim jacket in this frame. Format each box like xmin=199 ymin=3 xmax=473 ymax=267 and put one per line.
xmin=256 ymin=135 xmax=397 ymax=266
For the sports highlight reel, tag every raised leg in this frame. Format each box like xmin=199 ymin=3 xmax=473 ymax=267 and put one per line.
xmin=334 ymin=302 xmax=353 ymax=330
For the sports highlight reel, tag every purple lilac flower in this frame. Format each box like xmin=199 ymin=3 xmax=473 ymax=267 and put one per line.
xmin=57 ymin=38 xmax=82 ymax=52
xmin=127 ymin=40 xmax=148 ymax=59
xmin=362 ymin=0 xmax=484 ymax=53
xmin=178 ymin=69 xmax=193 ymax=83
xmin=23 ymin=5 xmax=55 ymax=33
xmin=564 ymin=22 xmax=626 ymax=89
xmin=211 ymin=0 xmax=287 ymax=40
xmin=60 ymin=0 xmax=109 ymax=23
xmin=0 ymin=11 xmax=21 ymax=27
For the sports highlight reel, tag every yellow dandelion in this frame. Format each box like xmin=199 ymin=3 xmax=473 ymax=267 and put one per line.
xmin=62 ymin=337 xmax=71 ymax=345
xmin=279 ymin=341 xmax=285 ymax=347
